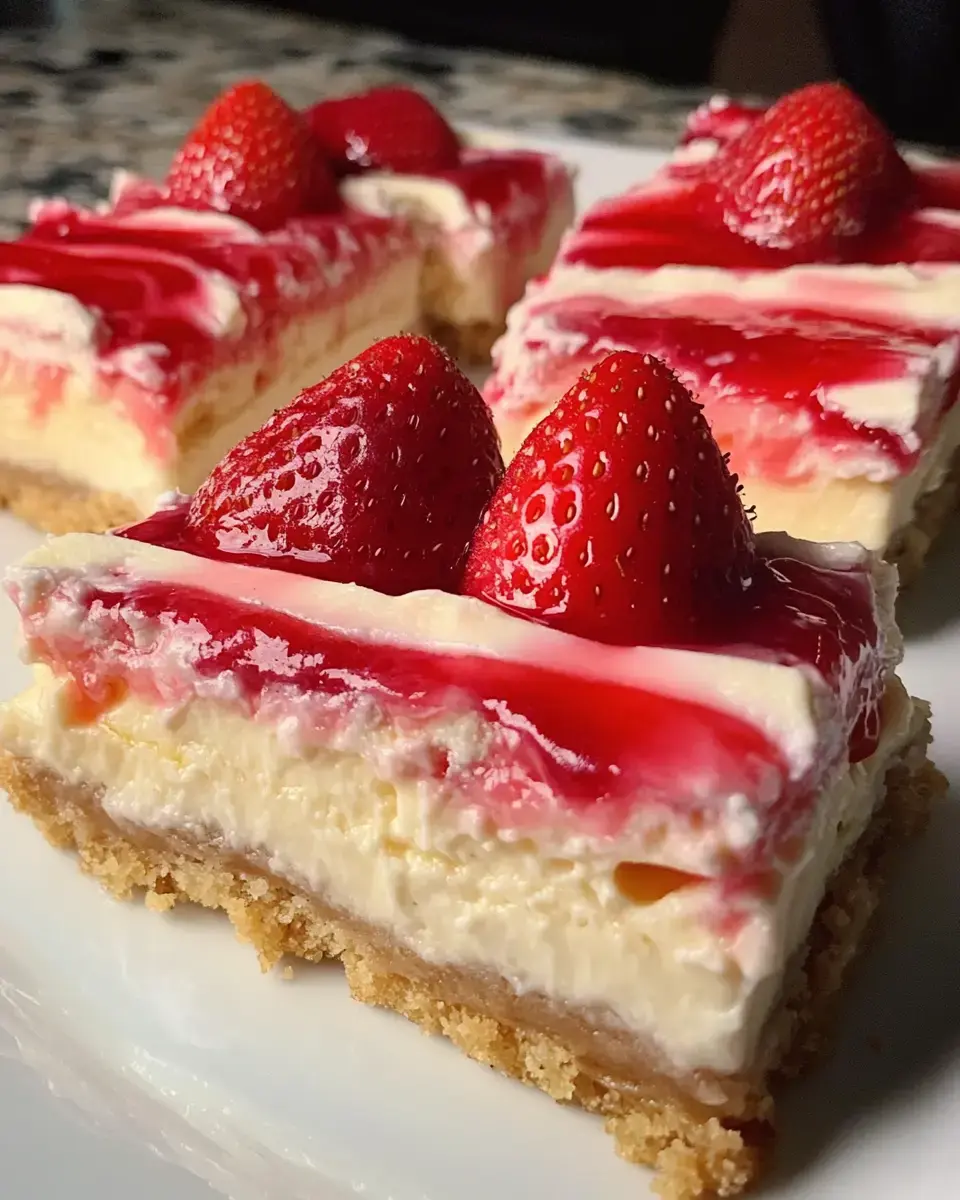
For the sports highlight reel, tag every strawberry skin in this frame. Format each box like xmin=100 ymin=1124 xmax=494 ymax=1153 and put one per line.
xmin=185 ymin=335 xmax=503 ymax=596
xmin=711 ymin=81 xmax=911 ymax=257
xmin=305 ymin=85 xmax=461 ymax=176
xmin=167 ymin=80 xmax=337 ymax=231
xmin=462 ymin=352 xmax=754 ymax=646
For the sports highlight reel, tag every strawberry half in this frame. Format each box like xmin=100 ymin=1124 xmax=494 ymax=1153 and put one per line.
xmin=462 ymin=352 xmax=754 ymax=646
xmin=185 ymin=335 xmax=503 ymax=596
xmin=710 ymin=81 xmax=911 ymax=257
xmin=167 ymin=80 xmax=338 ymax=231
xmin=304 ymin=85 xmax=461 ymax=176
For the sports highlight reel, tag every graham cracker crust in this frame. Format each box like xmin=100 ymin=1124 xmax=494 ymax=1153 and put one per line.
xmin=889 ymin=447 xmax=960 ymax=587
xmin=0 ymin=721 xmax=944 ymax=1199
xmin=0 ymin=461 xmax=139 ymax=535
xmin=424 ymin=315 xmax=502 ymax=365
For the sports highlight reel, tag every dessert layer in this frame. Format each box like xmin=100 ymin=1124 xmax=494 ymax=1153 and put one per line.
xmin=8 ymin=523 xmax=898 ymax=870
xmin=0 ymin=725 xmax=939 ymax=1200
xmin=0 ymin=669 xmax=921 ymax=1077
xmin=0 ymin=254 xmax=421 ymax=509
xmin=725 ymin=402 xmax=960 ymax=551
xmin=0 ymin=506 xmax=909 ymax=1077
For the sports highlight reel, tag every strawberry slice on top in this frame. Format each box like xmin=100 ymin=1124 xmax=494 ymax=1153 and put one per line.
xmin=709 ymin=81 xmax=912 ymax=258
xmin=167 ymin=80 xmax=338 ymax=231
xmin=462 ymin=352 xmax=755 ymax=646
xmin=184 ymin=335 xmax=504 ymax=596
xmin=305 ymin=85 xmax=462 ymax=176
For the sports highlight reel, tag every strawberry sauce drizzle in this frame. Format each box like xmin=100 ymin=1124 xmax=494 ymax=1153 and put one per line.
xmin=493 ymin=298 xmax=955 ymax=480
xmin=8 ymin=201 xmax=414 ymax=409
xmin=15 ymin=502 xmax=884 ymax=872
xmin=563 ymin=122 xmax=960 ymax=272
xmin=0 ymin=142 xmax=563 ymax=449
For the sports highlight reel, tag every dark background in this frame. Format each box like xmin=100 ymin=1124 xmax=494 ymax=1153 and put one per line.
xmin=256 ymin=0 xmax=960 ymax=146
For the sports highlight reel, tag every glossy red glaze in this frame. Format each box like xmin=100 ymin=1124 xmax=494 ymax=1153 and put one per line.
xmin=438 ymin=148 xmax=561 ymax=248
xmin=15 ymin=202 xmax=413 ymax=401
xmin=562 ymin=139 xmax=960 ymax=272
xmin=11 ymin=500 xmax=884 ymax=872
xmin=490 ymin=297 xmax=959 ymax=481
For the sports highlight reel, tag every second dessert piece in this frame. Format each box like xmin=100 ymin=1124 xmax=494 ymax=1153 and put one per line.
xmin=0 ymin=81 xmax=573 ymax=534
xmin=0 ymin=336 xmax=942 ymax=1199
xmin=487 ymin=82 xmax=960 ymax=579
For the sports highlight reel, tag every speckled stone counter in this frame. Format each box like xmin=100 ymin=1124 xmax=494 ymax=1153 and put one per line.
xmin=0 ymin=0 xmax=705 ymax=234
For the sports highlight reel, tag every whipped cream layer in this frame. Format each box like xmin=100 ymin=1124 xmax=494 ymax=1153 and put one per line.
xmin=0 ymin=667 xmax=920 ymax=1078
xmin=6 ymin=520 xmax=897 ymax=874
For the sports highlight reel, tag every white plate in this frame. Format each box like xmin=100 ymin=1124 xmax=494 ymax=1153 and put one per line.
xmin=1 ymin=134 xmax=959 ymax=1200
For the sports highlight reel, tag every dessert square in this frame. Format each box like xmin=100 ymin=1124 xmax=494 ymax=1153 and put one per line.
xmin=341 ymin=134 xmax=575 ymax=361
xmin=486 ymin=83 xmax=960 ymax=580
xmin=0 ymin=335 xmax=943 ymax=1199
xmin=0 ymin=82 xmax=573 ymax=535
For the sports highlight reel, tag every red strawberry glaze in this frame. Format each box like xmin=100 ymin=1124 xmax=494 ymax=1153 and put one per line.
xmin=488 ymin=296 xmax=960 ymax=483
xmin=563 ymin=137 xmax=960 ymax=272
xmin=0 ymin=195 xmax=417 ymax=459
xmin=433 ymin=148 xmax=565 ymax=248
xmin=11 ymin=500 xmax=886 ymax=875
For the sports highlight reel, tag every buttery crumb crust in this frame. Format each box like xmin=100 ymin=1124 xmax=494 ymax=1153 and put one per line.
xmin=0 ymin=462 xmax=139 ymax=535
xmin=423 ymin=315 xmax=503 ymax=364
xmin=0 ymin=718 xmax=943 ymax=1200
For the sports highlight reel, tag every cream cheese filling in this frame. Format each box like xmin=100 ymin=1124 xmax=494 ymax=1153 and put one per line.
xmin=0 ymin=669 xmax=918 ymax=1077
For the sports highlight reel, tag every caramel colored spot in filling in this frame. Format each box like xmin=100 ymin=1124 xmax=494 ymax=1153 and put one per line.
xmin=614 ymin=862 xmax=704 ymax=905
xmin=59 ymin=676 xmax=129 ymax=727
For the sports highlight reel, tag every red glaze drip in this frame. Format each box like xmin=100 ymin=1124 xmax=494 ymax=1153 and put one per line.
xmin=11 ymin=501 xmax=885 ymax=876
xmin=492 ymin=297 xmax=958 ymax=481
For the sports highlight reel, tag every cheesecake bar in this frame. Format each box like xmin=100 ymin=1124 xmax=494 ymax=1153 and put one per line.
xmin=0 ymin=337 xmax=941 ymax=1198
xmin=307 ymin=87 xmax=574 ymax=360
xmin=487 ymin=82 xmax=960 ymax=578
xmin=0 ymin=81 xmax=573 ymax=535
xmin=0 ymin=183 xmax=421 ymax=534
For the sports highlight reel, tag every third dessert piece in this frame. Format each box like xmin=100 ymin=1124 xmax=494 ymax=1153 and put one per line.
xmin=487 ymin=81 xmax=960 ymax=580
xmin=0 ymin=81 xmax=572 ymax=535
xmin=0 ymin=335 xmax=942 ymax=1199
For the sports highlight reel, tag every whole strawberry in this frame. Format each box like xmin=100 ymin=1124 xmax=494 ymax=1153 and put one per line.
xmin=167 ymin=80 xmax=337 ymax=231
xmin=305 ymin=85 xmax=461 ymax=175
xmin=463 ymin=352 xmax=754 ymax=646
xmin=711 ymin=81 xmax=911 ymax=257
xmin=185 ymin=335 xmax=503 ymax=595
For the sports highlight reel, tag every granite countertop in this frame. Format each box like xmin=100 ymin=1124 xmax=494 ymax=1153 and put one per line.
xmin=0 ymin=0 xmax=705 ymax=235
